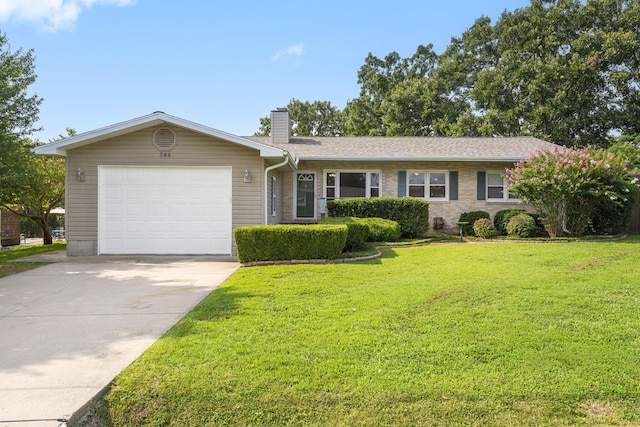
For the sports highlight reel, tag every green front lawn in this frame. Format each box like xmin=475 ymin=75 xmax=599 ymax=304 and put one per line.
xmin=100 ymin=237 xmax=640 ymax=426
xmin=0 ymin=242 xmax=66 ymax=277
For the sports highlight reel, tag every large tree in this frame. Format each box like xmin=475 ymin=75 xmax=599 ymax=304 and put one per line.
xmin=0 ymin=142 xmax=65 ymax=245
xmin=0 ymin=31 xmax=42 ymax=139
xmin=255 ymin=99 xmax=343 ymax=137
xmin=0 ymin=29 xmax=65 ymax=245
xmin=258 ymin=1 xmax=640 ymax=146
xmin=437 ymin=0 xmax=640 ymax=146
xmin=342 ymin=44 xmax=441 ymax=136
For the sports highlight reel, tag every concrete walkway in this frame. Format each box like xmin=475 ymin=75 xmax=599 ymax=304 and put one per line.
xmin=0 ymin=252 xmax=238 ymax=426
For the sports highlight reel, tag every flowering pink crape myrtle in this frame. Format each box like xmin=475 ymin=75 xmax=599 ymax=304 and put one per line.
xmin=506 ymin=147 xmax=637 ymax=237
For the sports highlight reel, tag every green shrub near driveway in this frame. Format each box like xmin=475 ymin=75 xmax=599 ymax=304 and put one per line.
xmin=473 ymin=218 xmax=498 ymax=238
xmin=327 ymin=197 xmax=429 ymax=238
xmin=319 ymin=217 xmax=369 ymax=251
xmin=234 ymin=224 xmax=347 ymax=263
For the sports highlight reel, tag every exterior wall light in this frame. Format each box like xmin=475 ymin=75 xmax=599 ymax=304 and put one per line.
xmin=76 ymin=167 xmax=86 ymax=182
xmin=243 ymin=169 xmax=251 ymax=183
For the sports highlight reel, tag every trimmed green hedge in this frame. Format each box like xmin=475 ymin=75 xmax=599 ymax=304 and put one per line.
xmin=234 ymin=225 xmax=347 ymax=263
xmin=327 ymin=197 xmax=429 ymax=238
xmin=355 ymin=217 xmax=402 ymax=242
xmin=321 ymin=217 xmax=402 ymax=243
xmin=319 ymin=217 xmax=369 ymax=251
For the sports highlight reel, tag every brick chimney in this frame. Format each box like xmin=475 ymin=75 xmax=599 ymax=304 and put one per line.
xmin=271 ymin=108 xmax=290 ymax=144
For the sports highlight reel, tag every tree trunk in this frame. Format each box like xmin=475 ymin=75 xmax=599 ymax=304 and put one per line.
xmin=38 ymin=217 xmax=53 ymax=245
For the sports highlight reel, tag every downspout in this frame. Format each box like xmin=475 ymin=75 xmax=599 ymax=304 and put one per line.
xmin=264 ymin=152 xmax=292 ymax=225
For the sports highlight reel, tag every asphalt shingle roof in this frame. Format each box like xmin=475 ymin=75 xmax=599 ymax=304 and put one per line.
xmin=246 ymin=136 xmax=558 ymax=162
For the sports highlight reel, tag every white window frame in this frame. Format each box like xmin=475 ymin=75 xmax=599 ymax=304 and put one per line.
xmin=486 ymin=171 xmax=517 ymax=201
xmin=407 ymin=170 xmax=449 ymax=201
xmin=270 ymin=175 xmax=277 ymax=216
xmin=323 ymin=170 xmax=382 ymax=200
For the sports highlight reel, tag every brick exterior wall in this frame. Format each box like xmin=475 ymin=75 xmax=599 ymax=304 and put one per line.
xmin=1 ymin=209 xmax=21 ymax=246
xmin=280 ymin=160 xmax=534 ymax=234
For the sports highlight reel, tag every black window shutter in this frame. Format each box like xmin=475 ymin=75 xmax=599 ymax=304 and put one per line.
xmin=477 ymin=171 xmax=486 ymax=200
xmin=449 ymin=171 xmax=458 ymax=200
xmin=398 ymin=171 xmax=407 ymax=197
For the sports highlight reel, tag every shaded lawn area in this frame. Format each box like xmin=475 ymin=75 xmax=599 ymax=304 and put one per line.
xmin=100 ymin=237 xmax=640 ymax=426
xmin=0 ymin=242 xmax=66 ymax=278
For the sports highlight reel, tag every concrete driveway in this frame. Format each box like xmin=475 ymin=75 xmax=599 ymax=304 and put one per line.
xmin=0 ymin=252 xmax=238 ymax=426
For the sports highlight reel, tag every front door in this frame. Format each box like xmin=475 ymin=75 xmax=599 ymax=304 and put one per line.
xmin=296 ymin=172 xmax=315 ymax=219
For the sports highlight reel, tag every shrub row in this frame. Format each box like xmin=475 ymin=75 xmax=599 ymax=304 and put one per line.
xmin=234 ymin=224 xmax=347 ymax=263
xmin=458 ymin=211 xmax=490 ymax=236
xmin=319 ymin=218 xmax=369 ymax=251
xmin=460 ymin=209 xmax=543 ymax=238
xmin=327 ymin=197 xmax=429 ymax=238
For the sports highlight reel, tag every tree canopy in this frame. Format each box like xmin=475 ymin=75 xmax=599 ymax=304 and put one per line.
xmin=0 ymin=31 xmax=42 ymax=139
xmin=438 ymin=0 xmax=640 ymax=147
xmin=256 ymin=0 xmax=640 ymax=147
xmin=255 ymin=99 xmax=342 ymax=137
xmin=0 ymin=141 xmax=65 ymax=245
xmin=0 ymin=29 xmax=65 ymax=245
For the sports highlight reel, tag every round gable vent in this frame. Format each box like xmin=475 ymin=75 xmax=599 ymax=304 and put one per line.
xmin=153 ymin=128 xmax=177 ymax=152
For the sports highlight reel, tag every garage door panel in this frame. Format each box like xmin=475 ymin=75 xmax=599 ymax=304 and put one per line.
xmin=147 ymin=189 xmax=166 ymax=200
xmin=103 ymin=204 xmax=124 ymax=217
xmin=126 ymin=221 xmax=146 ymax=231
xmin=99 ymin=166 xmax=232 ymax=255
xmin=125 ymin=169 xmax=146 ymax=184
xmin=146 ymin=221 xmax=167 ymax=233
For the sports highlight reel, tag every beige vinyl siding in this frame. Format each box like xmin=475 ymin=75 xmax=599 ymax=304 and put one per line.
xmin=280 ymin=160 xmax=532 ymax=233
xmin=281 ymin=171 xmax=295 ymax=223
xmin=66 ymin=127 xmax=264 ymax=255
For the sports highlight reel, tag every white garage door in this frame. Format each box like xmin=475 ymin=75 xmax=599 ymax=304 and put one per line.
xmin=98 ymin=166 xmax=232 ymax=255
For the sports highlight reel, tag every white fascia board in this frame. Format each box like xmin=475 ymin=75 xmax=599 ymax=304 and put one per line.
xmin=297 ymin=155 xmax=525 ymax=162
xmin=34 ymin=112 xmax=286 ymax=158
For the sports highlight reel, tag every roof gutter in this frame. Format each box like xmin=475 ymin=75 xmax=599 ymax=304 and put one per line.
xmin=264 ymin=152 xmax=293 ymax=225
xmin=296 ymin=155 xmax=526 ymax=162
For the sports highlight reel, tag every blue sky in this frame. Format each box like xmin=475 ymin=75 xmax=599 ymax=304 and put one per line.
xmin=1 ymin=0 xmax=532 ymax=142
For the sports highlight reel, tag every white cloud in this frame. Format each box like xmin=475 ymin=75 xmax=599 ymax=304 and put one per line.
xmin=271 ymin=43 xmax=304 ymax=62
xmin=0 ymin=0 xmax=136 ymax=31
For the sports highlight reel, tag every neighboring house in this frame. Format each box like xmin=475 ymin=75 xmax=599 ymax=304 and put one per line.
xmin=35 ymin=108 xmax=558 ymax=256
xmin=1 ymin=209 xmax=21 ymax=247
